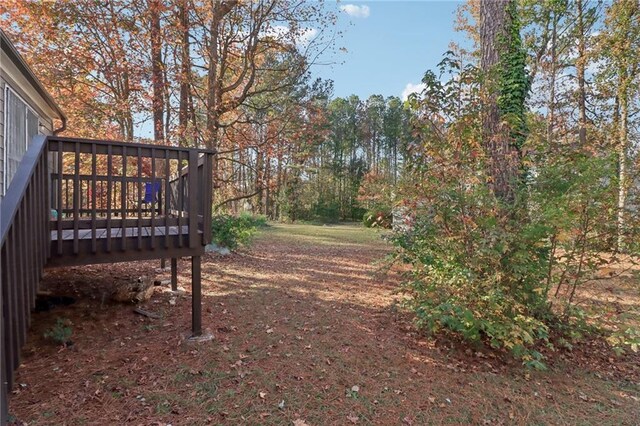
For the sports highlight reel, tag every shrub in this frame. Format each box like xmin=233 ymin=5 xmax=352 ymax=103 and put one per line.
xmin=393 ymin=150 xmax=633 ymax=367
xmin=211 ymin=212 xmax=267 ymax=250
xmin=392 ymin=185 xmax=552 ymax=367
xmin=313 ymin=201 xmax=340 ymax=223
xmin=363 ymin=211 xmax=376 ymax=228
xmin=351 ymin=206 xmax=368 ymax=222
xmin=44 ymin=317 xmax=73 ymax=346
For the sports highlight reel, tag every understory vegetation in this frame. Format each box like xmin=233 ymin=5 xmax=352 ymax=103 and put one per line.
xmin=210 ymin=213 xmax=268 ymax=250
xmin=390 ymin=0 xmax=640 ymax=366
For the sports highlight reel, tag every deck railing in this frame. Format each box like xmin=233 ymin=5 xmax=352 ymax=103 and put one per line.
xmin=1 ymin=135 xmax=51 ymax=423
xmin=48 ymin=136 xmax=214 ymax=256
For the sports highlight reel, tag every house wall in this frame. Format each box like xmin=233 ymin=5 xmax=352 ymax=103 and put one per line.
xmin=1 ymin=48 xmax=56 ymax=193
xmin=0 ymin=77 xmax=3 ymax=193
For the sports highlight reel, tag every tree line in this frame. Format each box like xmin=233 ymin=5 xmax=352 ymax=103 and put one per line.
xmin=3 ymin=0 xmax=416 ymax=223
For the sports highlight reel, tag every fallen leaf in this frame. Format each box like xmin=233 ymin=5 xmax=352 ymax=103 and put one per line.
xmin=293 ymin=419 xmax=308 ymax=426
xmin=259 ymin=391 xmax=266 ymax=399
xmin=347 ymin=414 xmax=359 ymax=424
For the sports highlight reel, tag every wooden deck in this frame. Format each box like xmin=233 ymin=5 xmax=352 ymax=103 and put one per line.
xmin=1 ymin=136 xmax=215 ymax=422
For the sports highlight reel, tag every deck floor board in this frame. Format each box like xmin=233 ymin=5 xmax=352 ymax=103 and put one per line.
xmin=51 ymin=226 xmax=193 ymax=241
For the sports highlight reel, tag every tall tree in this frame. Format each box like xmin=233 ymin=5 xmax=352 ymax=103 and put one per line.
xmin=176 ymin=0 xmax=195 ymax=146
xmin=598 ymin=0 xmax=640 ymax=250
xmin=575 ymin=0 xmax=588 ymax=146
xmin=480 ymin=0 xmax=528 ymax=203
xmin=148 ymin=0 xmax=165 ymax=143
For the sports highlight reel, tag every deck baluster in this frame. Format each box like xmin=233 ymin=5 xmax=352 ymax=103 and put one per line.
xmin=73 ymin=142 xmax=80 ymax=254
xmin=91 ymin=144 xmax=97 ymax=253
xmin=121 ymin=148 xmax=127 ymax=250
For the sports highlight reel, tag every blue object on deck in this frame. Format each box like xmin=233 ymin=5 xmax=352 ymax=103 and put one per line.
xmin=144 ymin=182 xmax=161 ymax=203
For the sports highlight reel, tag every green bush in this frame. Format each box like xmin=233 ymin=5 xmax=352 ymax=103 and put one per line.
xmin=363 ymin=210 xmax=392 ymax=228
xmin=313 ymin=201 xmax=340 ymax=223
xmin=393 ymin=185 xmax=552 ymax=367
xmin=211 ymin=213 xmax=267 ymax=250
xmin=351 ymin=206 xmax=368 ymax=222
xmin=44 ymin=317 xmax=73 ymax=346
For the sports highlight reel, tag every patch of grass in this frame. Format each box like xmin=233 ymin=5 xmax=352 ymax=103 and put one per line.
xmin=195 ymin=380 xmax=218 ymax=399
xmin=42 ymin=411 xmax=56 ymax=419
xmin=172 ymin=366 xmax=193 ymax=383
xmin=144 ymin=392 xmax=197 ymax=416
xmin=155 ymin=400 xmax=172 ymax=415
xmin=259 ymin=223 xmax=386 ymax=246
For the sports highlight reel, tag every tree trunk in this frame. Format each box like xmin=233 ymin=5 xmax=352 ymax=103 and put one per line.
xmin=206 ymin=11 xmax=221 ymax=151
xmin=149 ymin=0 xmax=164 ymax=143
xmin=178 ymin=0 xmax=192 ymax=147
xmin=547 ymin=11 xmax=558 ymax=148
xmin=264 ymin=155 xmax=271 ymax=217
xmin=275 ymin=151 xmax=282 ymax=220
xmin=576 ymin=0 xmax=588 ymax=146
xmin=255 ymin=148 xmax=264 ymax=214
xmin=617 ymin=88 xmax=629 ymax=251
xmin=480 ymin=0 xmax=519 ymax=203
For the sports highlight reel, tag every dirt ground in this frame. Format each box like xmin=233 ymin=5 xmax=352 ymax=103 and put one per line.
xmin=8 ymin=223 xmax=640 ymax=425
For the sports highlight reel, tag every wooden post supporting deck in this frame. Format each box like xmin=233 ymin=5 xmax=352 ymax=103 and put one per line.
xmin=192 ymin=255 xmax=202 ymax=337
xmin=170 ymin=258 xmax=178 ymax=291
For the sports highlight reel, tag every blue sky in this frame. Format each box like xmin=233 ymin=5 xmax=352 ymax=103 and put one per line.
xmin=311 ymin=0 xmax=466 ymax=100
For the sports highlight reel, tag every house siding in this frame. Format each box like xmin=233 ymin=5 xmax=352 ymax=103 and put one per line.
xmin=0 ymin=78 xmax=4 ymax=194
xmin=0 ymin=71 xmax=55 ymax=193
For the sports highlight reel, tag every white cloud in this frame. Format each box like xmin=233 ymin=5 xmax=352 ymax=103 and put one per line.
xmin=297 ymin=27 xmax=319 ymax=47
xmin=340 ymin=4 xmax=370 ymax=18
xmin=401 ymin=82 xmax=425 ymax=101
